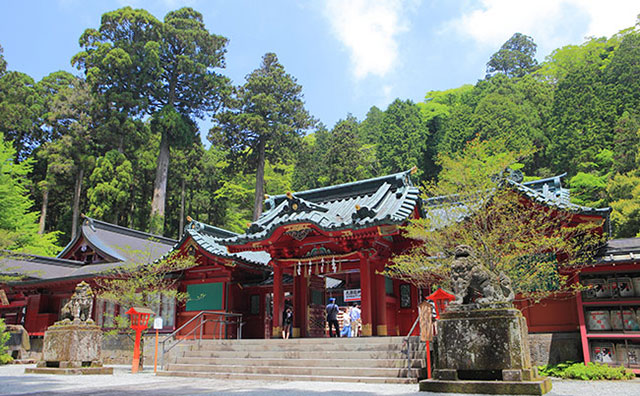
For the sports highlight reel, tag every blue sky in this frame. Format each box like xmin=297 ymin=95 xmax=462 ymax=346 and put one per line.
xmin=1 ymin=0 xmax=639 ymax=135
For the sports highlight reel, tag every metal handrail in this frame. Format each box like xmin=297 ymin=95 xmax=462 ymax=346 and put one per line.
xmin=158 ymin=311 xmax=243 ymax=370
xmin=402 ymin=315 xmax=423 ymax=378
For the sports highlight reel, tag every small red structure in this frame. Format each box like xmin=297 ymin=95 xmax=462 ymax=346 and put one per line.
xmin=427 ymin=288 xmax=455 ymax=319
xmin=126 ymin=307 xmax=154 ymax=373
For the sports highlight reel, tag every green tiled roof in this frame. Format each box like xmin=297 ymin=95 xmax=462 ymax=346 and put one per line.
xmin=181 ymin=220 xmax=271 ymax=267
xmin=221 ymin=170 xmax=421 ymax=246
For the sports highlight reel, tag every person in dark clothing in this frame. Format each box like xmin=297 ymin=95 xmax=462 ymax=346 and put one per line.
xmin=326 ymin=297 xmax=340 ymax=337
xmin=282 ymin=303 xmax=293 ymax=339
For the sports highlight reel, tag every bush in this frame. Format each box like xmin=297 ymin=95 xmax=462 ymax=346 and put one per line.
xmin=539 ymin=361 xmax=635 ymax=380
xmin=0 ymin=318 xmax=13 ymax=365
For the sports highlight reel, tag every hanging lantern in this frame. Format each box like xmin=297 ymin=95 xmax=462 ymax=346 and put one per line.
xmin=308 ymin=260 xmax=312 ymax=276
xmin=320 ymin=258 xmax=325 ymax=273
xmin=331 ymin=257 xmax=337 ymax=273
xmin=297 ymin=261 xmax=301 ymax=276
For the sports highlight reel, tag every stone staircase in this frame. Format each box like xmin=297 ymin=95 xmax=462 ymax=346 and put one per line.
xmin=157 ymin=336 xmax=426 ymax=383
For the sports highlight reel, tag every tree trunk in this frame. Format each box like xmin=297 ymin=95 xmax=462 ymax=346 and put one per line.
xmin=38 ymin=186 xmax=49 ymax=235
xmin=71 ymin=168 xmax=84 ymax=240
xmin=253 ymin=139 xmax=267 ymax=221
xmin=179 ymin=178 xmax=186 ymax=239
xmin=150 ymin=131 xmax=170 ymax=234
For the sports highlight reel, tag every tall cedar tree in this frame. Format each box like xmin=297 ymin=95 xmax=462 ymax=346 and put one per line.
xmin=211 ymin=53 xmax=314 ymax=220
xmin=73 ymin=7 xmax=229 ymax=234
xmin=486 ymin=33 xmax=538 ymax=78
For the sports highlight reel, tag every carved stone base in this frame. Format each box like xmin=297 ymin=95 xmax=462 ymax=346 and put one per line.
xmin=419 ymin=378 xmax=552 ymax=395
xmin=427 ymin=305 xmax=551 ymax=395
xmin=27 ymin=321 xmax=110 ymax=375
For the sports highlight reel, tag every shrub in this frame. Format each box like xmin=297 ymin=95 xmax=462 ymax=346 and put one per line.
xmin=0 ymin=318 xmax=13 ymax=365
xmin=539 ymin=361 xmax=635 ymax=380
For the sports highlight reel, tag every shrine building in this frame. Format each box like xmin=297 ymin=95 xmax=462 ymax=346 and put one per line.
xmin=1 ymin=169 xmax=617 ymax=347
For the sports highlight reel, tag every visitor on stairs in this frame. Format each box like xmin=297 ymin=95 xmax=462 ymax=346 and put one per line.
xmin=326 ymin=298 xmax=340 ymax=337
xmin=340 ymin=306 xmax=352 ymax=337
xmin=282 ymin=303 xmax=293 ymax=339
xmin=350 ymin=302 xmax=361 ymax=337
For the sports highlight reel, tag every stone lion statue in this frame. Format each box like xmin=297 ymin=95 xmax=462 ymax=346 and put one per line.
xmin=61 ymin=281 xmax=94 ymax=322
xmin=450 ymin=245 xmax=514 ymax=305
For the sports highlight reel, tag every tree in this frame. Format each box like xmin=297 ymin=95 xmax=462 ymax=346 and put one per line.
xmin=86 ymin=150 xmax=133 ymax=225
xmin=0 ymin=44 xmax=7 ymax=76
xmin=0 ymin=134 xmax=60 ymax=255
xmin=74 ymin=6 xmax=229 ymax=234
xmin=384 ymin=138 xmax=603 ymax=302
xmin=0 ymin=72 xmax=44 ymax=160
xmin=37 ymin=75 xmax=93 ymax=238
xmin=94 ymin=249 xmax=196 ymax=334
xmin=0 ymin=318 xmax=12 ymax=364
xmin=377 ymin=99 xmax=429 ymax=180
xmin=211 ymin=52 xmax=314 ymax=220
xmin=486 ymin=33 xmax=538 ymax=78
xmin=607 ymin=171 xmax=640 ymax=238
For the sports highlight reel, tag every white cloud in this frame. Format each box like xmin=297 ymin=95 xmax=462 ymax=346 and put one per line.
xmin=324 ymin=0 xmax=418 ymax=79
xmin=445 ymin=0 xmax=640 ymax=53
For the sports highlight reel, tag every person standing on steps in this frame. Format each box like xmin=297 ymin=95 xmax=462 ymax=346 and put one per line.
xmin=326 ymin=297 xmax=340 ymax=337
xmin=282 ymin=302 xmax=293 ymax=339
xmin=350 ymin=302 xmax=361 ymax=337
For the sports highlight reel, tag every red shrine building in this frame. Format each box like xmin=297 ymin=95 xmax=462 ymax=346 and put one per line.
xmin=4 ymin=169 xmax=638 ymax=368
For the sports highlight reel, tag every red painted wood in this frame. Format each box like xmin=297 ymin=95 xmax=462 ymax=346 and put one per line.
xmin=272 ymin=264 xmax=283 ymax=337
xmin=359 ymin=254 xmax=372 ymax=336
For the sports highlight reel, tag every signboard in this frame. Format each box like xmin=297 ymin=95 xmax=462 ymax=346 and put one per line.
xmin=344 ymin=289 xmax=361 ymax=302
xmin=153 ymin=317 xmax=163 ymax=330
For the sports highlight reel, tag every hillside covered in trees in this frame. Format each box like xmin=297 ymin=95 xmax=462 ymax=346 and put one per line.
xmin=2 ymin=7 xmax=640 ymax=255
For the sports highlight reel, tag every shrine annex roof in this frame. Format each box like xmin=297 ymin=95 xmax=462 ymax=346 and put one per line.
xmin=58 ymin=216 xmax=176 ymax=264
xmin=181 ymin=220 xmax=272 ymax=267
xmin=0 ymin=251 xmax=124 ymax=282
xmin=220 ymin=169 xmax=421 ymax=246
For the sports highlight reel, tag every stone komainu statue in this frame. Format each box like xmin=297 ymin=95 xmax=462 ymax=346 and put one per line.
xmin=61 ymin=281 xmax=94 ymax=322
xmin=450 ymin=245 xmax=514 ymax=305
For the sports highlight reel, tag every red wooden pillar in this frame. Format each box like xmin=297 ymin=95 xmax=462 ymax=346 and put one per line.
xmin=272 ymin=263 xmax=283 ymax=338
xmin=359 ymin=254 xmax=373 ymax=336
xmin=24 ymin=294 xmax=41 ymax=334
xmin=293 ymin=269 xmax=308 ymax=338
xmin=374 ymin=260 xmax=388 ymax=336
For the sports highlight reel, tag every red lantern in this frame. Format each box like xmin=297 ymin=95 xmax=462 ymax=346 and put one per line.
xmin=426 ymin=288 xmax=455 ymax=319
xmin=125 ymin=307 xmax=154 ymax=373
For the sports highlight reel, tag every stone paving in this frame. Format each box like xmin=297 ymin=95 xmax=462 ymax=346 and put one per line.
xmin=0 ymin=364 xmax=638 ymax=396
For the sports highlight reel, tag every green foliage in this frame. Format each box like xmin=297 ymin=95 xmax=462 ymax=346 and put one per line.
xmin=486 ymin=33 xmax=538 ymax=78
xmin=607 ymin=171 xmax=640 ymax=238
xmin=0 ymin=318 xmax=13 ymax=364
xmin=538 ymin=361 xmax=634 ymax=380
xmin=212 ymin=52 xmax=314 ymax=219
xmin=87 ymin=150 xmax=133 ymax=224
xmin=378 ymin=99 xmax=429 ymax=180
xmin=0 ymin=134 xmax=60 ymax=255
xmin=0 ymin=44 xmax=6 ymax=76
xmin=384 ymin=138 xmax=604 ymax=301
xmin=95 ymin=248 xmax=197 ymax=334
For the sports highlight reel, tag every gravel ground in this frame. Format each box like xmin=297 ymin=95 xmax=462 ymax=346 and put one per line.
xmin=0 ymin=364 xmax=638 ymax=396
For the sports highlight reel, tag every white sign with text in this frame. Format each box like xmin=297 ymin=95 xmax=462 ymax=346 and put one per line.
xmin=344 ymin=289 xmax=361 ymax=302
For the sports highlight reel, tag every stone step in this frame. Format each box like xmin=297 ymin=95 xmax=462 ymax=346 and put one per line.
xmin=157 ymin=370 xmax=417 ymax=384
xmin=185 ymin=342 xmax=407 ymax=352
xmin=163 ymin=363 xmax=425 ymax=379
xmin=181 ymin=336 xmax=408 ymax=345
xmin=170 ymin=356 xmax=425 ymax=368
xmin=178 ymin=349 xmax=425 ymax=360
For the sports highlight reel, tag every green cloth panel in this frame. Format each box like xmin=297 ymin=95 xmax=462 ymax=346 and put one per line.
xmin=185 ymin=282 xmax=223 ymax=311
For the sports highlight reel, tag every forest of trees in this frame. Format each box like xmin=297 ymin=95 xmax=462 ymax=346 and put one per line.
xmin=2 ymin=7 xmax=640 ymax=255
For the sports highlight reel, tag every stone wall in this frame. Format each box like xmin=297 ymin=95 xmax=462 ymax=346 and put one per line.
xmin=528 ymin=332 xmax=581 ymax=366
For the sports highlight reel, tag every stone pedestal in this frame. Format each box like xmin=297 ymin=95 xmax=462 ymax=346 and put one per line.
xmin=25 ymin=320 xmax=113 ymax=375
xmin=419 ymin=304 xmax=551 ymax=395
